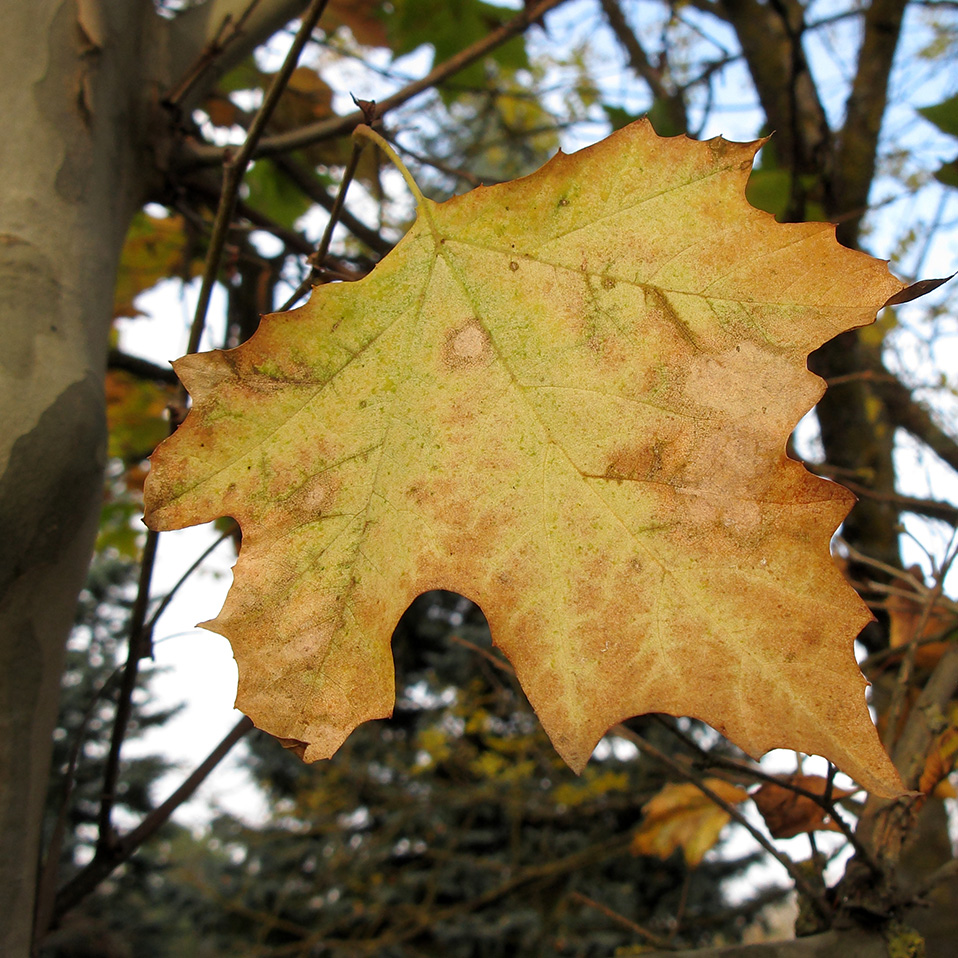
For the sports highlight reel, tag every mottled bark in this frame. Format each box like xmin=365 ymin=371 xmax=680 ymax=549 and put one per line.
xmin=640 ymin=929 xmax=891 ymax=958
xmin=0 ymin=5 xmax=155 ymax=952
xmin=0 ymin=2 xmax=307 ymax=954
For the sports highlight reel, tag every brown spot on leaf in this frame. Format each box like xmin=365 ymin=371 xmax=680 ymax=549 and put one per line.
xmin=604 ymin=443 xmax=663 ymax=482
xmin=442 ymin=319 xmax=493 ymax=370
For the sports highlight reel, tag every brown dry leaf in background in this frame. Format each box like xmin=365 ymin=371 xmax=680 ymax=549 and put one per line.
xmin=887 ymin=566 xmax=958 ymax=670
xmin=752 ymin=774 xmax=856 ymax=839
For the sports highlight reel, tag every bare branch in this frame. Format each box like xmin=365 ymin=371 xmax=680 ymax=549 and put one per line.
xmin=183 ymin=0 xmax=330 ymax=358
xmin=162 ymin=0 xmax=311 ymax=111
xmin=184 ymin=0 xmax=570 ymax=166
xmin=720 ymin=0 xmax=831 ymax=181
xmin=52 ymin=716 xmax=253 ymax=923
xmin=833 ymin=0 xmax=909 ymax=249
xmin=599 ymin=0 xmax=687 ymax=132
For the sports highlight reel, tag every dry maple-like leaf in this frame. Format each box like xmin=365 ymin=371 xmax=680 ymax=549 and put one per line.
xmin=752 ymin=774 xmax=856 ymax=839
xmin=144 ymin=120 xmax=905 ymax=796
xmin=886 ymin=566 xmax=958 ymax=670
xmin=631 ymin=779 xmax=749 ymax=866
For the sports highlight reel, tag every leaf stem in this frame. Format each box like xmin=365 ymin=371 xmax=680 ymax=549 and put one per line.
xmin=353 ymin=124 xmax=427 ymax=208
xmin=279 ymin=136 xmax=367 ymax=311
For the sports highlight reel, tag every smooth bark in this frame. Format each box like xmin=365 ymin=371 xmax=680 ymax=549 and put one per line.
xmin=0 ymin=2 xmax=306 ymax=954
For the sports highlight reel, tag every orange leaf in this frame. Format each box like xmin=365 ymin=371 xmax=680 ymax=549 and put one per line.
xmin=918 ymin=725 xmax=958 ymax=797
xmin=752 ymin=774 xmax=855 ymax=839
xmin=144 ymin=121 xmax=904 ymax=796
xmin=887 ymin=567 xmax=957 ymax=670
xmin=631 ymin=779 xmax=748 ymax=867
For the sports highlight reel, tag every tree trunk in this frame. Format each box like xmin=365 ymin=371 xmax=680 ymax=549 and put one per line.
xmin=0 ymin=1 xmax=307 ymax=953
xmin=0 ymin=3 xmax=156 ymax=953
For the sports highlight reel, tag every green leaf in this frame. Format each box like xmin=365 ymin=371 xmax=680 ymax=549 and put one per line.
xmin=919 ymin=94 xmax=958 ymax=138
xmin=244 ymin=160 xmax=314 ymax=229
xmin=388 ymin=0 xmax=528 ymax=93
xmin=933 ymin=157 xmax=958 ymax=189
xmin=603 ymin=104 xmax=639 ymax=132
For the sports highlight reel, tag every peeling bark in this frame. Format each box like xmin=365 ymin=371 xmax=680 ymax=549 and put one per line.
xmin=0 ymin=2 xmax=308 ymax=954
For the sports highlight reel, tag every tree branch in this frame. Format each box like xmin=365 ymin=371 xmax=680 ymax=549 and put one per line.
xmin=162 ymin=0 xmax=311 ymax=111
xmin=719 ymin=0 xmax=830 ymax=178
xmin=183 ymin=0 xmax=330 ymax=357
xmin=807 ymin=464 xmax=958 ymax=525
xmin=52 ymin=716 xmax=253 ymax=923
xmin=183 ymin=0 xmax=569 ymax=165
xmin=107 ymin=348 xmax=179 ymax=385
xmin=95 ymin=530 xmax=160 ymax=849
xmin=599 ymin=0 xmax=687 ymax=133
xmin=833 ymin=0 xmax=909 ymax=249
xmin=874 ymin=373 xmax=958 ymax=475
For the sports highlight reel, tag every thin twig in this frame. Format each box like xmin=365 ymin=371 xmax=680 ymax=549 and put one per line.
xmin=144 ymin=527 xmax=235 ymax=634
xmin=883 ymin=590 xmax=937 ymax=752
xmin=183 ymin=0 xmax=331 ymax=359
xmin=808 ymin=467 xmax=958 ymax=525
xmin=834 ymin=537 xmax=923 ymax=587
xmin=96 ymin=528 xmax=160 ymax=850
xmin=860 ymin=629 xmax=958 ymax=674
xmin=278 ymin=135 xmax=366 ymax=311
xmin=612 ymin=723 xmax=831 ymax=919
xmin=389 ymin=136 xmax=485 ymax=189
xmin=569 ymin=891 xmax=673 ymax=949
xmin=271 ymin=153 xmax=392 ymax=254
xmin=53 ymin=716 xmax=254 ymax=922
xmin=646 ymin=716 xmax=880 ymax=874
xmin=38 ymin=524 xmax=235 ymax=938
xmin=163 ymin=0 xmax=264 ymax=109
xmin=185 ymin=0 xmax=570 ymax=165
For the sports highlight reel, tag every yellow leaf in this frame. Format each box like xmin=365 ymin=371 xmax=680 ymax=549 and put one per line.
xmin=114 ymin=212 xmax=189 ymax=319
xmin=919 ymin=725 xmax=958 ymax=797
xmin=144 ymin=121 xmax=904 ymax=796
xmin=631 ymin=779 xmax=748 ymax=867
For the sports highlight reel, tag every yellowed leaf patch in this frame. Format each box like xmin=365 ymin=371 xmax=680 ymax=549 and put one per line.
xmin=631 ymin=779 xmax=748 ymax=867
xmin=144 ymin=120 xmax=904 ymax=796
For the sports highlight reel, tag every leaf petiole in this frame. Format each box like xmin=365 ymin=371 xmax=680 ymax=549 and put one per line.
xmin=353 ymin=124 xmax=427 ymax=207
